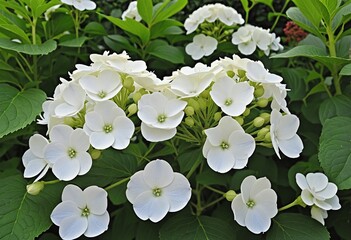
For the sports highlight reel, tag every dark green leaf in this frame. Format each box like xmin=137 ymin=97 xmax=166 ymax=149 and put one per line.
xmin=196 ymin=168 xmax=228 ymax=186
xmin=177 ymin=148 xmax=203 ymax=174
xmin=148 ymin=43 xmax=184 ymax=64
xmin=153 ymin=0 xmax=187 ymax=25
xmin=59 ymin=36 xmax=88 ymax=47
xmin=286 ymin=7 xmax=322 ymax=38
xmin=84 ymin=22 xmax=107 ymax=36
xmin=336 ymin=36 xmax=351 ymax=58
xmin=136 ymin=221 xmax=161 ymax=240
xmin=332 ymin=2 xmax=351 ymax=30
xmin=299 ymin=34 xmax=326 ymax=52
xmin=281 ymin=68 xmax=307 ymax=101
xmin=0 ymin=23 xmax=31 ymax=43
xmin=340 ymin=63 xmax=351 ymax=75
xmin=319 ymin=95 xmax=351 ymax=125
xmin=103 ymin=34 xmax=137 ymax=54
xmin=137 ymin=0 xmax=153 ymax=25
xmin=255 ymin=0 xmax=273 ymax=8
xmin=0 ymin=38 xmax=57 ymax=55
xmin=108 ymin=181 xmax=127 ymax=205
xmin=0 ymin=85 xmax=46 ymax=138
xmin=319 ymin=116 xmax=351 ymax=189
xmin=150 ymin=19 xmax=183 ymax=39
xmin=292 ymin=0 xmax=323 ymax=27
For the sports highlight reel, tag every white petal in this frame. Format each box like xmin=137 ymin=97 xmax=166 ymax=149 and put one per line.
xmin=164 ymin=98 xmax=187 ymax=117
xmin=156 ymin=111 xmax=184 ymax=129
xmin=77 ymin=152 xmax=92 ymax=175
xmin=245 ymin=208 xmax=271 ymax=233
xmin=55 ymin=103 xmax=79 ymax=117
xmin=277 ymin=135 xmax=303 ymax=158
xmin=231 ymin=194 xmax=248 ymax=227
xmin=311 ymin=206 xmax=326 ymax=225
xmin=85 ymin=112 xmax=104 ymax=132
xmin=23 ymin=158 xmax=47 ymax=178
xmin=22 ymin=150 xmax=36 ymax=167
xmin=137 ymin=105 xmax=158 ymax=125
xmin=314 ymin=198 xmax=332 ymax=210
xmin=84 ymin=186 xmax=108 ymax=215
xmin=133 ymin=191 xmax=170 ymax=223
xmin=249 ymin=177 xmax=272 ymax=199
xmin=51 ymin=201 xmax=81 ymax=226
xmin=84 ymin=212 xmax=110 ymax=237
xmin=28 ymin=134 xmax=49 ymax=158
xmin=111 ymin=117 xmax=135 ymax=149
xmin=238 ymin=41 xmax=256 ymax=55
xmin=49 ymin=125 xmax=73 ymax=144
xmin=90 ymin=132 xmax=114 ymax=150
xmin=126 ymin=171 xmax=151 ymax=203
xmin=229 ymin=131 xmax=255 ymax=163
xmin=207 ymin=147 xmax=235 ymax=173
xmin=316 ymin=183 xmax=337 ymax=200
xmin=325 ymin=195 xmax=341 ymax=210
xmin=275 ymin=114 xmax=299 ymax=139
xmin=163 ymin=173 xmax=191 ymax=212
xmin=254 ymin=189 xmax=278 ymax=218
xmin=306 ymin=173 xmax=328 ymax=192
xmin=70 ymin=128 xmax=90 ymax=151
xmin=62 ymin=184 xmax=85 ymax=208
xmin=94 ymin=100 xmax=124 ymax=123
xmin=301 ymin=189 xmax=314 ymax=206
xmin=143 ymin=159 xmax=174 ymax=188
xmin=52 ymin=157 xmax=80 ymax=181
xmin=246 ymin=61 xmax=266 ymax=82
xmin=59 ymin=215 xmax=88 ymax=240
xmin=44 ymin=143 xmax=67 ymax=164
xmin=141 ymin=123 xmax=176 ymax=142
xmin=295 ymin=173 xmax=309 ymax=190
xmin=241 ymin=175 xmax=257 ymax=203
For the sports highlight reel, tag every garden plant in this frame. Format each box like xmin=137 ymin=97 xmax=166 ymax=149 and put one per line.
xmin=0 ymin=0 xmax=351 ymax=239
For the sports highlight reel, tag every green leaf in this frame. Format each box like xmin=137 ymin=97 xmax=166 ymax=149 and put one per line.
xmin=299 ymin=34 xmax=326 ymax=52
xmin=196 ymin=168 xmax=228 ymax=186
xmin=84 ymin=22 xmax=107 ymax=36
xmin=58 ymin=36 xmax=88 ymax=47
xmin=148 ymin=41 xmax=184 ymax=64
xmin=177 ymin=148 xmax=203 ymax=174
xmin=340 ymin=63 xmax=351 ymax=75
xmin=319 ymin=95 xmax=351 ymax=125
xmin=0 ymin=23 xmax=31 ymax=43
xmin=150 ymin=19 xmax=183 ymax=39
xmin=240 ymin=0 xmax=249 ymax=11
xmin=160 ymin=214 xmax=235 ymax=240
xmin=103 ymin=34 xmax=137 ymax=54
xmin=0 ymin=173 xmax=64 ymax=240
xmin=267 ymin=213 xmax=330 ymax=240
xmin=101 ymin=14 xmax=150 ymax=45
xmin=255 ymin=0 xmax=273 ymax=8
xmin=108 ymin=181 xmax=128 ymax=205
xmin=319 ymin=116 xmax=351 ymax=189
xmin=336 ymin=35 xmax=351 ymax=58
xmin=153 ymin=0 xmax=187 ymax=25
xmin=281 ymin=68 xmax=307 ymax=101
xmin=30 ymin=0 xmax=61 ymax=19
xmin=137 ymin=0 xmax=153 ymax=25
xmin=332 ymin=2 xmax=351 ymax=31
xmin=0 ymin=85 xmax=46 ymax=139
xmin=292 ymin=0 xmax=323 ymax=28
xmin=0 ymin=38 xmax=57 ymax=55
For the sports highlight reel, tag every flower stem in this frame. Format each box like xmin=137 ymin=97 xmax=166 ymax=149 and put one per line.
xmin=278 ymin=196 xmax=306 ymax=212
xmin=43 ymin=179 xmax=61 ymax=185
xmin=204 ymin=185 xmax=225 ymax=195
xmin=105 ymin=177 xmax=130 ymax=191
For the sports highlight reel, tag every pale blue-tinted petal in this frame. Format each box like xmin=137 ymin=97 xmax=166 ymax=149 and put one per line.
xmin=275 ymin=114 xmax=299 ymax=140
xmin=301 ymin=189 xmax=314 ymax=206
xmin=51 ymin=201 xmax=81 ymax=226
xmin=250 ymin=177 xmax=271 ymax=199
xmin=241 ymin=175 xmax=257 ymax=203
xmin=62 ymin=184 xmax=85 ymax=208
xmin=77 ymin=152 xmax=92 ymax=175
xmin=83 ymin=186 xmax=108 ymax=215
xmin=59 ymin=215 xmax=88 ymax=240
xmin=295 ymin=173 xmax=309 ymax=190
xmin=143 ymin=159 xmax=174 ymax=188
xmin=207 ymin=147 xmax=235 ymax=173
xmin=316 ymin=183 xmax=337 ymax=200
xmin=23 ymin=158 xmax=47 ymax=178
xmin=137 ymin=105 xmax=158 ymax=125
xmin=49 ymin=125 xmax=73 ymax=144
xmin=85 ymin=112 xmax=104 ymax=132
xmin=85 ymin=212 xmax=109 ymax=237
xmin=52 ymin=157 xmax=80 ymax=181
xmin=141 ymin=122 xmax=176 ymax=142
xmin=126 ymin=171 xmax=151 ymax=203
xmin=278 ymin=135 xmax=303 ymax=158
xmin=245 ymin=208 xmax=272 ymax=234
xmin=90 ymin=132 xmax=114 ymax=150
xmin=306 ymin=172 xmax=328 ymax=192
xmin=163 ymin=173 xmax=191 ymax=212
xmin=231 ymin=193 xmax=248 ymax=227
xmin=44 ymin=143 xmax=67 ymax=164
xmin=28 ymin=134 xmax=49 ymax=158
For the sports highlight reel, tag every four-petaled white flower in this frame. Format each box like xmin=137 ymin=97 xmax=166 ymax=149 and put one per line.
xmin=79 ymin=70 xmax=122 ymax=102
xmin=270 ymin=109 xmax=303 ymax=159
xmin=138 ymin=92 xmax=187 ymax=142
xmin=51 ymin=184 xmax=109 ymax=240
xmin=185 ymin=34 xmax=218 ymax=60
xmin=203 ymin=116 xmax=255 ymax=173
xmin=83 ymin=100 xmax=135 ymax=150
xmin=296 ymin=172 xmax=341 ymax=212
xmin=126 ymin=159 xmax=191 ymax=223
xmin=60 ymin=0 xmax=96 ymax=11
xmin=210 ymin=76 xmax=254 ymax=116
xmin=22 ymin=134 xmax=51 ymax=182
xmin=231 ymin=175 xmax=278 ymax=234
xmin=45 ymin=125 xmax=92 ymax=181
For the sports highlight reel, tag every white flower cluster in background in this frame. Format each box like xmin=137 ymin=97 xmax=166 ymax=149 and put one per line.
xmin=121 ymin=1 xmax=142 ymax=21
xmin=60 ymin=0 xmax=96 ymax=11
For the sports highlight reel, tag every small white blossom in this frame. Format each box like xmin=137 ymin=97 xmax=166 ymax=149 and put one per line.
xmin=232 ymin=25 xmax=257 ymax=55
xmin=311 ymin=205 xmax=328 ymax=225
xmin=261 ymin=83 xmax=290 ymax=113
xmin=45 ymin=125 xmax=92 ymax=181
xmin=22 ymin=134 xmax=51 ymax=182
xmin=126 ymin=159 xmax=191 ymax=223
xmin=246 ymin=61 xmax=282 ymax=84
xmin=51 ymin=185 xmax=109 ymax=240
xmin=185 ymin=34 xmax=218 ymax=60
xmin=210 ymin=76 xmax=254 ymax=116
xmin=60 ymin=0 xmax=96 ymax=11
xmin=203 ymin=116 xmax=255 ymax=173
xmin=296 ymin=172 xmax=341 ymax=212
xmin=270 ymin=109 xmax=303 ymax=159
xmin=138 ymin=92 xmax=187 ymax=142
xmin=231 ymin=175 xmax=278 ymax=234
xmin=121 ymin=1 xmax=142 ymax=21
xmin=83 ymin=100 xmax=135 ymax=150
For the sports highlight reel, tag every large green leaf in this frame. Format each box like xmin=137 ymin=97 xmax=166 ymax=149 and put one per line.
xmin=286 ymin=7 xmax=322 ymax=38
xmin=340 ymin=63 xmax=351 ymax=75
xmin=332 ymin=2 xmax=351 ymax=31
xmin=148 ymin=41 xmax=184 ymax=64
xmin=58 ymin=36 xmax=88 ymax=47
xmin=319 ymin=95 xmax=351 ymax=125
xmin=137 ymin=0 xmax=153 ymax=25
xmin=177 ymin=147 xmax=203 ymax=174
xmin=281 ymin=68 xmax=307 ymax=101
xmin=319 ymin=116 xmax=351 ymax=189
xmin=159 ymin=214 xmax=236 ymax=240
xmin=267 ymin=213 xmax=330 ymax=240
xmin=0 ymin=173 xmax=64 ymax=240
xmin=153 ymin=0 xmax=187 ymax=24
xmin=0 ymin=38 xmax=57 ymax=55
xmin=0 ymin=23 xmax=31 ymax=43
xmin=292 ymin=0 xmax=323 ymax=27
xmin=0 ymin=84 xmax=46 ymax=139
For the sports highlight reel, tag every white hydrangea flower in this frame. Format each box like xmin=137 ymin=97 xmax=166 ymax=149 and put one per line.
xmin=252 ymin=27 xmax=272 ymax=53
xmin=22 ymin=134 xmax=51 ymax=182
xmin=79 ymin=70 xmax=122 ymax=102
xmin=184 ymin=7 xmax=211 ymax=34
xmin=211 ymin=54 xmax=251 ymax=80
xmin=168 ymin=63 xmax=214 ymax=98
xmin=185 ymin=34 xmax=218 ymax=60
xmin=137 ymin=92 xmax=187 ymax=142
xmin=231 ymin=25 xmax=256 ymax=55
xmin=246 ymin=61 xmax=282 ymax=84
xmin=83 ymin=100 xmax=135 ymax=150
xmin=126 ymin=159 xmax=191 ymax=223
xmin=311 ymin=205 xmax=328 ymax=225
xmin=210 ymin=76 xmax=254 ymax=116
xmin=231 ymin=175 xmax=278 ymax=234
xmin=270 ymin=109 xmax=303 ymax=159
xmin=51 ymin=185 xmax=109 ymax=240
xmin=261 ymin=83 xmax=290 ymax=114
xmin=121 ymin=1 xmax=141 ymax=21
xmin=203 ymin=116 xmax=255 ymax=173
xmin=60 ymin=0 xmax=96 ymax=11
xmin=296 ymin=172 xmax=341 ymax=211
xmin=37 ymin=100 xmax=65 ymax=133
xmin=45 ymin=125 xmax=92 ymax=181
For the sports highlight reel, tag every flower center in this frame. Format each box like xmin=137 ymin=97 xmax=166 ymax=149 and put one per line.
xmin=153 ymin=188 xmax=162 ymax=197
xmin=246 ymin=199 xmax=255 ymax=208
xmin=68 ymin=148 xmax=76 ymax=158
xmin=103 ymin=124 xmax=113 ymax=133
xmin=224 ymin=98 xmax=232 ymax=106
xmin=220 ymin=141 xmax=229 ymax=150
xmin=81 ymin=206 xmax=90 ymax=217
xmin=158 ymin=114 xmax=167 ymax=123
xmin=98 ymin=91 xmax=107 ymax=99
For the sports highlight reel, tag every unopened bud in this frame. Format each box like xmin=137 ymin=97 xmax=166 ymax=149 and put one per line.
xmin=225 ymin=190 xmax=237 ymax=201
xmin=227 ymin=70 xmax=235 ymax=78
xmin=185 ymin=117 xmax=194 ymax=127
xmin=188 ymin=98 xmax=200 ymax=111
xmin=257 ymin=127 xmax=270 ymax=139
xmin=214 ymin=112 xmax=222 ymax=121
xmin=257 ymin=98 xmax=268 ymax=108
xmin=132 ymin=92 xmax=142 ymax=103
xmin=123 ymin=76 xmax=134 ymax=89
xmin=128 ymin=103 xmax=138 ymax=115
xmin=238 ymin=69 xmax=246 ymax=78
xmin=198 ymin=98 xmax=207 ymax=110
xmin=234 ymin=117 xmax=244 ymax=125
xmin=27 ymin=181 xmax=44 ymax=195
xmin=90 ymin=149 xmax=101 ymax=159
xmin=260 ymin=112 xmax=270 ymax=123
xmin=200 ymin=89 xmax=210 ymax=99
xmin=127 ymin=85 xmax=135 ymax=93
xmin=243 ymin=108 xmax=250 ymax=116
xmin=253 ymin=117 xmax=265 ymax=128
xmin=254 ymin=85 xmax=264 ymax=98
xmin=264 ymin=132 xmax=271 ymax=142
xmin=185 ymin=106 xmax=195 ymax=116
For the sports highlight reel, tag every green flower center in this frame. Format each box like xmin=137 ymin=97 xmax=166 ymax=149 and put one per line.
xmin=246 ymin=200 xmax=255 ymax=208
xmin=220 ymin=141 xmax=229 ymax=150
xmin=81 ymin=206 xmax=90 ymax=217
xmin=158 ymin=114 xmax=166 ymax=123
xmin=103 ymin=124 xmax=113 ymax=133
xmin=153 ymin=188 xmax=162 ymax=197
xmin=68 ymin=148 xmax=76 ymax=158
xmin=224 ymin=98 xmax=232 ymax=106
xmin=98 ymin=91 xmax=107 ymax=99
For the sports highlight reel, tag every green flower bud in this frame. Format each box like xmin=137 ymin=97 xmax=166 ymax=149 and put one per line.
xmin=254 ymin=85 xmax=264 ymax=98
xmin=27 ymin=181 xmax=44 ymax=195
xmin=257 ymin=127 xmax=270 ymax=140
xmin=132 ymin=92 xmax=142 ymax=103
xmin=139 ymin=88 xmax=147 ymax=95
xmin=257 ymin=98 xmax=269 ymax=108
xmin=198 ymin=98 xmax=207 ymax=110
xmin=185 ymin=106 xmax=195 ymax=116
xmin=234 ymin=117 xmax=244 ymax=125
xmin=188 ymin=98 xmax=200 ymax=111
xmin=225 ymin=190 xmax=237 ymax=201
xmin=253 ymin=117 xmax=265 ymax=128
xmin=123 ymin=76 xmax=134 ymax=89
xmin=260 ymin=112 xmax=270 ymax=123
xmin=214 ymin=112 xmax=222 ymax=121
xmin=200 ymin=89 xmax=210 ymax=99
xmin=90 ymin=149 xmax=101 ymax=160
xmin=128 ymin=103 xmax=138 ymax=116
xmin=127 ymin=85 xmax=135 ymax=93
xmin=185 ymin=117 xmax=194 ymax=127
xmin=243 ymin=108 xmax=250 ymax=116
xmin=227 ymin=70 xmax=235 ymax=78
xmin=264 ymin=132 xmax=271 ymax=142
xmin=238 ymin=69 xmax=246 ymax=78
